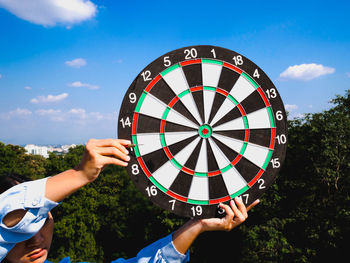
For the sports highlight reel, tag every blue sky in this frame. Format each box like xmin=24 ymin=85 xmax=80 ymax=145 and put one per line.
xmin=0 ymin=0 xmax=349 ymax=145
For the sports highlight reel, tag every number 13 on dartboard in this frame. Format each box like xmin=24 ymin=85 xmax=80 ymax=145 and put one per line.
xmin=118 ymin=45 xmax=288 ymax=218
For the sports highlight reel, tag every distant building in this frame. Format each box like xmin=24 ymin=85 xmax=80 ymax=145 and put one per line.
xmin=24 ymin=144 xmax=49 ymax=158
xmin=24 ymin=144 xmax=77 ymax=158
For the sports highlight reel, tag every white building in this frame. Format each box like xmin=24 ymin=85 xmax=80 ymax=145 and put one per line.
xmin=24 ymin=144 xmax=49 ymax=158
xmin=24 ymin=144 xmax=77 ymax=158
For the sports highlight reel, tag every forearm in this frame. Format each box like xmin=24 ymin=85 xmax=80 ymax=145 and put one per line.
xmin=172 ymin=220 xmax=204 ymax=255
xmin=45 ymin=168 xmax=91 ymax=203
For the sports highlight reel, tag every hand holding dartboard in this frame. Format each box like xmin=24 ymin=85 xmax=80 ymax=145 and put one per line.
xmin=118 ymin=45 xmax=287 ymax=218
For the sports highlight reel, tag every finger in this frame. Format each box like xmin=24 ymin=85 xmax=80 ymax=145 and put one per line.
xmin=247 ymin=199 xmax=260 ymax=211
xmin=102 ymin=156 xmax=128 ymax=167
xmin=231 ymin=198 xmax=245 ymax=222
xmin=98 ymin=139 xmax=130 ymax=155
xmin=219 ymin=202 xmax=234 ymax=220
xmin=96 ymin=147 xmax=130 ymax=162
xmin=92 ymin=138 xmax=131 ymax=149
xmin=234 ymin=196 xmax=248 ymax=218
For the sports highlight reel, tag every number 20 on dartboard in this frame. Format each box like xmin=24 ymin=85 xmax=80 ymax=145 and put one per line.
xmin=118 ymin=45 xmax=288 ymax=218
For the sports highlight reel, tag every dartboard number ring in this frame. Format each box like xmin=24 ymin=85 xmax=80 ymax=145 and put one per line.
xmin=118 ymin=45 xmax=287 ymax=218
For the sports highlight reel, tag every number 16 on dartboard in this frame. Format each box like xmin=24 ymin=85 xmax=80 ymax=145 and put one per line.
xmin=118 ymin=45 xmax=287 ymax=218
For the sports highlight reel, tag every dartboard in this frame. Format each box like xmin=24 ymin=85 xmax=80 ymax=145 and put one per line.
xmin=118 ymin=45 xmax=287 ymax=218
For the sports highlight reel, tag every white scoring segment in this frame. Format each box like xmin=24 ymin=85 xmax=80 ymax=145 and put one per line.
xmin=211 ymin=133 xmax=244 ymax=154
xmin=229 ymin=75 xmax=255 ymax=103
xmin=171 ymin=137 xmax=201 ymax=166
xmin=178 ymin=94 xmax=203 ymax=124
xmin=152 ymin=160 xmax=180 ymax=189
xmin=138 ymin=93 xmax=167 ymax=120
xmin=202 ymin=62 xmax=222 ymax=87
xmin=246 ymin=108 xmax=271 ymax=129
xmin=203 ymin=89 xmax=216 ymax=124
xmin=163 ymin=131 xmax=198 ymax=148
xmin=188 ymin=176 xmax=209 ymax=201
xmin=210 ymin=96 xmax=237 ymax=126
xmin=244 ymin=142 xmax=270 ymax=168
xmin=136 ymin=134 xmax=163 ymax=156
xmin=208 ymin=138 xmax=231 ymax=170
xmin=166 ymin=109 xmax=198 ymax=129
xmin=221 ymin=168 xmax=247 ymax=195
xmin=213 ymin=117 xmax=245 ymax=131
xmin=195 ymin=139 xmax=208 ymax=173
xmin=162 ymin=66 xmax=188 ymax=95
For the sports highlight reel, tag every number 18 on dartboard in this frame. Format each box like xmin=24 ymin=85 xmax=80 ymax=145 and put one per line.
xmin=118 ymin=45 xmax=288 ymax=218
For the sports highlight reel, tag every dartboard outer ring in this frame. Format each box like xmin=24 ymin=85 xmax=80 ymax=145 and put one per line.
xmin=118 ymin=45 xmax=287 ymax=218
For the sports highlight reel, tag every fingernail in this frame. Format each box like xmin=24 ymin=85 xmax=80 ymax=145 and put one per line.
xmin=126 ymin=156 xmax=130 ymax=161
xmin=124 ymin=149 xmax=129 ymax=154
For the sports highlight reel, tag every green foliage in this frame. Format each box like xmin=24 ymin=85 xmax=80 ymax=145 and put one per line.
xmin=1 ymin=90 xmax=349 ymax=262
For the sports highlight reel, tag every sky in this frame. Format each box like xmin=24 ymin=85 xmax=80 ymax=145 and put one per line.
xmin=0 ymin=0 xmax=349 ymax=145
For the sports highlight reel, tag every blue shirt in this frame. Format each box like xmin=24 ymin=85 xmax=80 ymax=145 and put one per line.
xmin=0 ymin=178 xmax=189 ymax=263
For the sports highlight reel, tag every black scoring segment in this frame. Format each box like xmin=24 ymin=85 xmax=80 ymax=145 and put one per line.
xmin=149 ymin=78 xmax=177 ymax=105
xmin=210 ymin=136 xmax=240 ymax=162
xmin=240 ymin=90 xmax=266 ymax=115
xmin=248 ymin=128 xmax=272 ymax=148
xmin=142 ymin=148 xmax=169 ymax=174
xmin=167 ymin=134 xmax=198 ymax=157
xmin=164 ymin=120 xmax=198 ymax=133
xmin=182 ymin=63 xmax=202 ymax=88
xmin=191 ymin=90 xmax=205 ymax=124
xmin=217 ymin=66 xmax=240 ymax=93
xmin=213 ymin=130 xmax=246 ymax=141
xmin=169 ymin=171 xmax=193 ymax=197
xmin=209 ymin=175 xmax=229 ymax=200
xmin=172 ymin=99 xmax=201 ymax=126
xmin=234 ymin=157 xmax=260 ymax=183
xmin=208 ymin=92 xmax=228 ymax=125
xmin=182 ymin=138 xmax=203 ymax=171
xmin=212 ymin=106 xmax=242 ymax=128
xmin=137 ymin=114 xmax=161 ymax=133
xmin=205 ymin=140 xmax=220 ymax=173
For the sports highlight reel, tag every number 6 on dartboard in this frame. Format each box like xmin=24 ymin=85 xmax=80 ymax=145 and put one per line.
xmin=118 ymin=45 xmax=288 ymax=218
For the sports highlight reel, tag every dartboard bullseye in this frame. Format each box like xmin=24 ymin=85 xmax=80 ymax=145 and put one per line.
xmin=118 ymin=45 xmax=287 ymax=218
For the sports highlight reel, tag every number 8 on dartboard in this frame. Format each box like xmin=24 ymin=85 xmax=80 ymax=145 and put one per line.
xmin=118 ymin=45 xmax=288 ymax=218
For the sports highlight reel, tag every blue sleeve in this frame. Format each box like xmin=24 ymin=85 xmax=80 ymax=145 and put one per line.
xmin=111 ymin=234 xmax=189 ymax=263
xmin=0 ymin=178 xmax=58 ymax=261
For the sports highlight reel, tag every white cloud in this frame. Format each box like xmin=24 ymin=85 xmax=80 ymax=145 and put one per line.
xmin=285 ymin=104 xmax=298 ymax=111
xmin=0 ymin=0 xmax=97 ymax=27
xmin=24 ymin=86 xmax=32 ymax=90
xmin=69 ymin=81 xmax=99 ymax=90
xmin=280 ymin=63 xmax=335 ymax=81
xmin=1 ymin=108 xmax=32 ymax=120
xmin=36 ymin=109 xmax=64 ymax=121
xmin=30 ymin=93 xmax=68 ymax=104
xmin=65 ymin=58 xmax=87 ymax=68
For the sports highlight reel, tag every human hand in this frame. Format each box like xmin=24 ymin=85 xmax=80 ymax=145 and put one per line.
xmin=199 ymin=197 xmax=260 ymax=233
xmin=75 ymin=138 xmax=131 ymax=182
